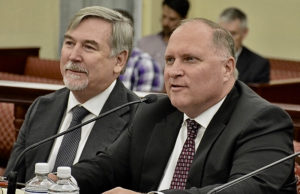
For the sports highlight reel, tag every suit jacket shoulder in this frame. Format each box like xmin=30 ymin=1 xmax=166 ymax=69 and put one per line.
xmin=193 ymin=81 xmax=295 ymax=193
xmin=4 ymin=87 xmax=70 ymax=182
xmin=237 ymin=46 xmax=270 ymax=83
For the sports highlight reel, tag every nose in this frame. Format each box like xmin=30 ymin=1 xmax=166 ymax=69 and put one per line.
xmin=162 ymin=17 xmax=171 ymax=27
xmin=166 ymin=61 xmax=184 ymax=78
xmin=69 ymin=44 xmax=82 ymax=62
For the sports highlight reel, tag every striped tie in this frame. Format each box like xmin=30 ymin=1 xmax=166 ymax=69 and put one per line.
xmin=53 ymin=106 xmax=89 ymax=171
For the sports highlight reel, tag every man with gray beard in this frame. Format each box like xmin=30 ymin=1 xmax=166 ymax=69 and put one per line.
xmin=5 ymin=6 xmax=139 ymax=183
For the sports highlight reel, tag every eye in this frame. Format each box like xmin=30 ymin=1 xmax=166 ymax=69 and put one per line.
xmin=165 ymin=57 xmax=175 ymax=65
xmin=183 ymin=56 xmax=196 ymax=63
xmin=64 ymin=40 xmax=74 ymax=47
xmin=83 ymin=44 xmax=96 ymax=51
xmin=170 ymin=18 xmax=177 ymax=22
xmin=230 ymin=31 xmax=237 ymax=37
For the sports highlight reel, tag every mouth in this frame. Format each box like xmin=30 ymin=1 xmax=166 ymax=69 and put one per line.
xmin=64 ymin=62 xmax=88 ymax=76
xmin=171 ymin=83 xmax=181 ymax=88
xmin=65 ymin=69 xmax=88 ymax=78
xmin=169 ymin=83 xmax=186 ymax=91
xmin=66 ymin=69 xmax=87 ymax=74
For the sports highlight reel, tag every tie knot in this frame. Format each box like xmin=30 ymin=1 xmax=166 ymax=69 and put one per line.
xmin=72 ymin=106 xmax=89 ymax=122
xmin=186 ymin=119 xmax=200 ymax=139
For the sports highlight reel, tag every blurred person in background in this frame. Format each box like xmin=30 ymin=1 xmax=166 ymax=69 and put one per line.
xmin=219 ymin=7 xmax=270 ymax=84
xmin=116 ymin=9 xmax=164 ymax=92
xmin=137 ymin=0 xmax=190 ymax=70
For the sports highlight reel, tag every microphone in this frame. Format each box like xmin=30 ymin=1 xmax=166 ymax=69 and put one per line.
xmin=207 ymin=151 xmax=300 ymax=194
xmin=142 ymin=94 xmax=157 ymax=104
xmin=6 ymin=94 xmax=157 ymax=194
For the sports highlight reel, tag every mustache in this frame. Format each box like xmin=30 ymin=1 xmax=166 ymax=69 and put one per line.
xmin=64 ymin=61 xmax=88 ymax=74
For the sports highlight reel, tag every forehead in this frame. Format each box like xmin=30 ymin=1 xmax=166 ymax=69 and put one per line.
xmin=166 ymin=21 xmax=213 ymax=52
xmin=162 ymin=5 xmax=182 ymax=19
xmin=66 ymin=17 xmax=112 ymax=41
xmin=220 ymin=19 xmax=242 ymax=31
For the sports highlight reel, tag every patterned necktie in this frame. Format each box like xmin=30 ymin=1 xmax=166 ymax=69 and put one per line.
xmin=170 ymin=119 xmax=200 ymax=189
xmin=53 ymin=106 xmax=89 ymax=171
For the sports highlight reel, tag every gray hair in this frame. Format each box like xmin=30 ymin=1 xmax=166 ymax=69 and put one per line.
xmin=67 ymin=6 xmax=133 ymax=57
xmin=219 ymin=7 xmax=247 ymax=29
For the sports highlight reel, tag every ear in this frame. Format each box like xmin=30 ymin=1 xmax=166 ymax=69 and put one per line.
xmin=113 ymin=50 xmax=128 ymax=74
xmin=223 ymin=56 xmax=236 ymax=82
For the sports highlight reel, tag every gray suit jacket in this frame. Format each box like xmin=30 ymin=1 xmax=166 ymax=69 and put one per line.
xmin=72 ymin=81 xmax=296 ymax=194
xmin=5 ymin=80 xmax=139 ymax=183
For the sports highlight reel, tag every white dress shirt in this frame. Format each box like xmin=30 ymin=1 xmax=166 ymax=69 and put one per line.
xmin=47 ymin=80 xmax=116 ymax=171
xmin=158 ymin=97 xmax=226 ymax=190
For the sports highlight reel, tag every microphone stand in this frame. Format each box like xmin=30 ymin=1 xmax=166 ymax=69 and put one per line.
xmin=6 ymin=96 xmax=154 ymax=194
xmin=7 ymin=172 xmax=17 ymax=194
xmin=207 ymin=151 xmax=300 ymax=194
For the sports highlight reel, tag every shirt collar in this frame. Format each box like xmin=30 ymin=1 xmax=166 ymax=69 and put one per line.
xmin=184 ymin=96 xmax=226 ymax=129
xmin=66 ymin=80 xmax=116 ymax=116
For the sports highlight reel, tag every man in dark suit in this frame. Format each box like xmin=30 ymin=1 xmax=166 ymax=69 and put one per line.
xmin=219 ymin=7 xmax=270 ymax=84
xmin=70 ymin=18 xmax=295 ymax=193
xmin=5 ymin=6 xmax=138 ymax=183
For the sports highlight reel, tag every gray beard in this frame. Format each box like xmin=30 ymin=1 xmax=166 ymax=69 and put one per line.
xmin=63 ymin=75 xmax=89 ymax=91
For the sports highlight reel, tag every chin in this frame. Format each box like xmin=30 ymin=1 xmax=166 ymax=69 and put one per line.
xmin=63 ymin=77 xmax=88 ymax=91
xmin=169 ymin=96 xmax=187 ymax=110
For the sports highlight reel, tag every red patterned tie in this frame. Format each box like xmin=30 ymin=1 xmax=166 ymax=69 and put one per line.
xmin=170 ymin=119 xmax=200 ymax=189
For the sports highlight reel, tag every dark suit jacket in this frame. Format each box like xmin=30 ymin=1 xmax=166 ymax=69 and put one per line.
xmin=5 ymin=80 xmax=139 ymax=183
xmin=237 ymin=46 xmax=270 ymax=84
xmin=72 ymin=81 xmax=296 ymax=194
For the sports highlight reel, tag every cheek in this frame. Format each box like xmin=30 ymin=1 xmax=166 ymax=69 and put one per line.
xmin=170 ymin=21 xmax=179 ymax=28
xmin=190 ymin=67 xmax=220 ymax=89
xmin=60 ymin=50 xmax=69 ymax=71
xmin=89 ymin=59 xmax=114 ymax=78
xmin=236 ymin=36 xmax=243 ymax=43
xmin=59 ymin=57 xmax=67 ymax=76
xmin=163 ymin=68 xmax=172 ymax=90
xmin=59 ymin=63 xmax=65 ymax=75
xmin=163 ymin=69 xmax=169 ymax=80
xmin=233 ymin=37 xmax=239 ymax=44
xmin=60 ymin=46 xmax=69 ymax=59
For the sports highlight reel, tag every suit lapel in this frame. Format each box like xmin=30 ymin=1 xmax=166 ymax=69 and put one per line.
xmin=140 ymin=108 xmax=183 ymax=191
xmin=80 ymin=80 xmax=133 ymax=160
xmin=26 ymin=88 xmax=69 ymax=166
xmin=187 ymin=84 xmax=240 ymax=188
